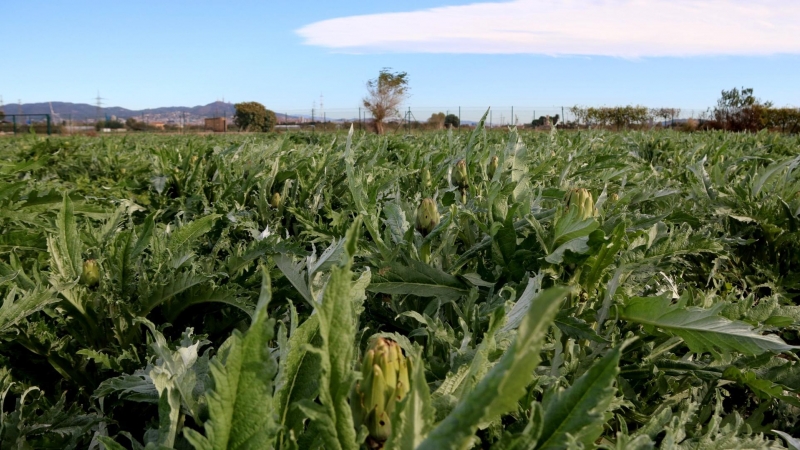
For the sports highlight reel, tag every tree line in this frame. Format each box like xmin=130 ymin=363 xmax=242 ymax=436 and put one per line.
xmin=230 ymin=79 xmax=800 ymax=134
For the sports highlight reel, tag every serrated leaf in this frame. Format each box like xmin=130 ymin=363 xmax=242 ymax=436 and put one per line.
xmin=418 ymin=286 xmax=571 ymax=450
xmin=141 ymin=271 xmax=209 ymax=315
xmin=275 ymin=253 xmax=313 ymax=305
xmin=0 ymin=287 xmax=57 ymax=334
xmin=308 ymin=219 xmax=366 ymax=450
xmin=275 ymin=315 xmax=322 ymax=448
xmin=94 ymin=374 xmax=159 ymax=403
xmin=535 ymin=343 xmax=624 ymax=450
xmin=554 ymin=312 xmax=607 ymax=343
xmin=168 ymin=214 xmax=221 ymax=254
xmin=48 ymin=194 xmax=82 ymax=281
xmin=621 ymin=296 xmax=798 ymax=358
xmin=183 ymin=287 xmax=278 ymax=449
xmin=368 ymin=259 xmax=469 ymax=300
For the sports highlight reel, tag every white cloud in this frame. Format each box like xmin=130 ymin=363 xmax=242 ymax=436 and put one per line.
xmin=296 ymin=0 xmax=800 ymax=57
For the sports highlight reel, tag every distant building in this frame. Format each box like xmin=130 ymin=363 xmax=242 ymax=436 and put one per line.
xmin=151 ymin=122 xmax=165 ymax=130
xmin=205 ymin=117 xmax=226 ymax=132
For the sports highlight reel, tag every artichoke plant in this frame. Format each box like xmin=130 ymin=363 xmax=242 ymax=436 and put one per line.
xmin=80 ymin=259 xmax=101 ymax=287
xmin=453 ymin=159 xmax=468 ymax=190
xmin=351 ymin=337 xmax=410 ymax=446
xmin=565 ymin=188 xmax=597 ymax=220
xmin=488 ymin=155 xmax=499 ymax=179
xmin=421 ymin=167 xmax=432 ymax=189
xmin=270 ymin=192 xmax=281 ymax=209
xmin=415 ymin=198 xmax=440 ymax=237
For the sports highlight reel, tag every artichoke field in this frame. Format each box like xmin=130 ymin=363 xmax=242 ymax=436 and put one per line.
xmin=2 ymin=118 xmax=800 ymax=449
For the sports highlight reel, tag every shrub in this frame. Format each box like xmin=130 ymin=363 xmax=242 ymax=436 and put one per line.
xmin=234 ymin=101 xmax=277 ymax=132
xmin=444 ymin=114 xmax=460 ymax=129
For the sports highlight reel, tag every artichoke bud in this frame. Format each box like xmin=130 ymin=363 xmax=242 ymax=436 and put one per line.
xmin=453 ymin=159 xmax=468 ymax=190
xmin=352 ymin=337 xmax=410 ymax=444
xmin=80 ymin=259 xmax=101 ymax=287
xmin=488 ymin=155 xmax=499 ymax=179
xmin=415 ymin=198 xmax=440 ymax=237
xmin=421 ymin=168 xmax=432 ymax=188
xmin=610 ymin=193 xmax=619 ymax=202
xmin=565 ymin=188 xmax=596 ymax=220
xmin=270 ymin=192 xmax=281 ymax=209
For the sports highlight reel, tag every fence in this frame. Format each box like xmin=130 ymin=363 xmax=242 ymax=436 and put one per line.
xmin=270 ymin=106 xmax=712 ymax=130
xmin=7 ymin=105 xmax=795 ymax=135
xmin=0 ymin=114 xmax=52 ymax=135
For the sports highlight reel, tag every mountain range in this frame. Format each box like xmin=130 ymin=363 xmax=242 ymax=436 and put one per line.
xmin=0 ymin=101 xmax=236 ymax=122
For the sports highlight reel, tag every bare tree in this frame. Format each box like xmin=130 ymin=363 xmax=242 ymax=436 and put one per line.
xmin=363 ymin=68 xmax=409 ymax=134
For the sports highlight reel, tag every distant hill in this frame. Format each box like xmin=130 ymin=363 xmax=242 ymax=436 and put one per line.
xmin=0 ymin=101 xmax=236 ymax=122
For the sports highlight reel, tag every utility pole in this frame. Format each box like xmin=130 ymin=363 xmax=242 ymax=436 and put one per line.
xmin=95 ymin=91 xmax=105 ymax=123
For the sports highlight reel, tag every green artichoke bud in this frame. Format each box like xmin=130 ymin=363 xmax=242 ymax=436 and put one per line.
xmin=452 ymin=159 xmax=468 ymax=190
xmin=415 ymin=198 xmax=440 ymax=237
xmin=421 ymin=167 xmax=432 ymax=189
xmin=564 ymin=188 xmax=596 ymax=220
xmin=80 ymin=259 xmax=101 ymax=287
xmin=488 ymin=155 xmax=499 ymax=179
xmin=352 ymin=337 xmax=410 ymax=444
xmin=609 ymin=193 xmax=619 ymax=202
xmin=270 ymin=192 xmax=281 ymax=209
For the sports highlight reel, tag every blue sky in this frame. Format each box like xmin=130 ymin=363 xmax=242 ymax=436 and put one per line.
xmin=2 ymin=0 xmax=798 ymax=119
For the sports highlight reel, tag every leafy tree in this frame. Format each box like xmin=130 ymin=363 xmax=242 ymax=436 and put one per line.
xmin=427 ymin=112 xmax=445 ymax=130
xmin=762 ymin=108 xmax=800 ymax=133
xmin=362 ymin=68 xmax=409 ymax=134
xmin=0 ymin=109 xmax=4 ymax=121
xmin=234 ymin=102 xmax=277 ymax=132
xmin=713 ymin=87 xmax=772 ymax=131
xmin=444 ymin=114 xmax=460 ymax=129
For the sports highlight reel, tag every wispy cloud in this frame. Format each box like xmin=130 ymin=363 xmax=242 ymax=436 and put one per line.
xmin=297 ymin=0 xmax=800 ymax=57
